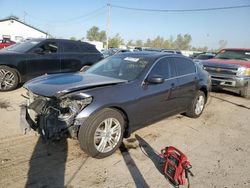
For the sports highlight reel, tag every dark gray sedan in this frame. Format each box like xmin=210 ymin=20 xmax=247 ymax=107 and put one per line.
xmin=21 ymin=52 xmax=211 ymax=158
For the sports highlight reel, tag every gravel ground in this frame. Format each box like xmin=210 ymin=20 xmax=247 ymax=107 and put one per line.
xmin=0 ymin=88 xmax=250 ymax=188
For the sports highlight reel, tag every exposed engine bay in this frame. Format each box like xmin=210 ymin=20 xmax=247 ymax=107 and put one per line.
xmin=21 ymin=90 xmax=92 ymax=141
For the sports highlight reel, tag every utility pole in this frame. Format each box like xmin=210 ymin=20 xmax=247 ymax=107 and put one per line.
xmin=23 ymin=11 xmax=27 ymax=23
xmin=106 ymin=4 xmax=111 ymax=49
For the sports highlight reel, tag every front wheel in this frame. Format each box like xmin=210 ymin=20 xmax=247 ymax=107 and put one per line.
xmin=185 ymin=90 xmax=206 ymax=118
xmin=78 ymin=108 xmax=125 ymax=158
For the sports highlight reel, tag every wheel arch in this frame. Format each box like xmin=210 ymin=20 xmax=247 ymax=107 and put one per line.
xmin=199 ymin=86 xmax=208 ymax=103
xmin=76 ymin=104 xmax=131 ymax=138
xmin=108 ymin=106 xmax=130 ymax=137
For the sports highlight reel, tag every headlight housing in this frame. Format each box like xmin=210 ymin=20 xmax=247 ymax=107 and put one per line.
xmin=237 ymin=67 xmax=250 ymax=76
xmin=59 ymin=97 xmax=92 ymax=109
xmin=58 ymin=96 xmax=92 ymax=121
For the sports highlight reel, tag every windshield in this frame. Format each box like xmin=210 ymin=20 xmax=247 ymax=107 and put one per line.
xmin=4 ymin=40 xmax=40 ymax=53
xmin=102 ymin=49 xmax=118 ymax=58
xmin=215 ymin=50 xmax=250 ymax=61
xmin=85 ymin=56 xmax=150 ymax=81
xmin=196 ymin=54 xmax=214 ymax=60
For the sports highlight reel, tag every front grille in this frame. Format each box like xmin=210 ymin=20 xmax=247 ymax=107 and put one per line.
xmin=204 ymin=66 xmax=238 ymax=77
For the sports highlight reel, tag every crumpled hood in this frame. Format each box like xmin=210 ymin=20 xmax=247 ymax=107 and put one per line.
xmin=24 ymin=73 xmax=127 ymax=97
xmin=202 ymin=58 xmax=250 ymax=68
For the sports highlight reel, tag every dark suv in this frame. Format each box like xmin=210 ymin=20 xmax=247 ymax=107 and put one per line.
xmin=0 ymin=38 xmax=103 ymax=91
xmin=21 ymin=52 xmax=211 ymax=158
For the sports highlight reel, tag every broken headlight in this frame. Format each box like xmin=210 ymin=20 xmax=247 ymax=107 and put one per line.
xmin=58 ymin=96 xmax=92 ymax=121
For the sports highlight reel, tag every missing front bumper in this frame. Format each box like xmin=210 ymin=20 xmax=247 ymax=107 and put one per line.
xmin=20 ymin=104 xmax=38 ymax=134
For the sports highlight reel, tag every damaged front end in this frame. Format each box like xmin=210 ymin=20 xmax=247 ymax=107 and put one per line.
xmin=20 ymin=90 xmax=92 ymax=141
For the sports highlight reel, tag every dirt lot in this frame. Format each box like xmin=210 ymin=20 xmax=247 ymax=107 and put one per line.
xmin=0 ymin=88 xmax=250 ymax=188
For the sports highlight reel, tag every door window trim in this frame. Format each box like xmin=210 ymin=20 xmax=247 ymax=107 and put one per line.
xmin=143 ymin=56 xmax=197 ymax=85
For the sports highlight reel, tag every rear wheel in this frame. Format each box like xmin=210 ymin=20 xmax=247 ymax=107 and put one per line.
xmin=0 ymin=66 xmax=19 ymax=91
xmin=78 ymin=108 xmax=125 ymax=158
xmin=185 ymin=90 xmax=206 ymax=118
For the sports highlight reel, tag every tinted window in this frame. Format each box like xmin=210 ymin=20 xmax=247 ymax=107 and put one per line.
xmin=62 ymin=41 xmax=80 ymax=52
xmin=196 ymin=54 xmax=214 ymax=60
xmin=173 ymin=57 xmax=196 ymax=76
xmin=215 ymin=50 xmax=250 ymax=61
xmin=4 ymin=40 xmax=40 ymax=52
xmin=163 ymin=50 xmax=175 ymax=53
xmin=86 ymin=56 xmax=150 ymax=81
xmin=39 ymin=41 xmax=58 ymax=53
xmin=168 ymin=59 xmax=177 ymax=77
xmin=81 ymin=42 xmax=99 ymax=53
xmin=149 ymin=58 xmax=175 ymax=79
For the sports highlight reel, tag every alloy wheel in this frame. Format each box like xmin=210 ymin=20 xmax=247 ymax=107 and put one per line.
xmin=0 ymin=68 xmax=15 ymax=90
xmin=195 ymin=95 xmax=205 ymax=115
xmin=94 ymin=118 xmax=122 ymax=153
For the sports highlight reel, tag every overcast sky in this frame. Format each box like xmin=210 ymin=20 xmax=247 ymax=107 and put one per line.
xmin=0 ymin=0 xmax=250 ymax=49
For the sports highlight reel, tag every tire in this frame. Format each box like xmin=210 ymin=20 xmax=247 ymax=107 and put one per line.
xmin=240 ymin=85 xmax=250 ymax=98
xmin=78 ymin=108 xmax=125 ymax=158
xmin=185 ymin=90 xmax=206 ymax=118
xmin=0 ymin=65 xmax=19 ymax=91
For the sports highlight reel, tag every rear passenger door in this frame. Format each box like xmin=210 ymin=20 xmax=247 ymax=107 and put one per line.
xmin=60 ymin=41 xmax=83 ymax=72
xmin=173 ymin=57 xmax=197 ymax=110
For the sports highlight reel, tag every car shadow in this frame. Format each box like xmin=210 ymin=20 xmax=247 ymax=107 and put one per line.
xmin=211 ymin=87 xmax=240 ymax=97
xmin=134 ymin=134 xmax=164 ymax=175
xmin=25 ymin=136 xmax=68 ymax=187
xmin=135 ymin=134 xmax=179 ymax=187
xmin=211 ymin=95 xmax=250 ymax=110
xmin=119 ymin=142 xmax=150 ymax=188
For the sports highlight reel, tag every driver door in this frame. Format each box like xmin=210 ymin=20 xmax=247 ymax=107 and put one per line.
xmin=26 ymin=40 xmax=60 ymax=79
xmin=129 ymin=58 xmax=179 ymax=130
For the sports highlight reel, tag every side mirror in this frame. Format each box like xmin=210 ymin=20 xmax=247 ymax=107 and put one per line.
xmin=146 ymin=75 xmax=164 ymax=84
xmin=33 ymin=47 xmax=44 ymax=54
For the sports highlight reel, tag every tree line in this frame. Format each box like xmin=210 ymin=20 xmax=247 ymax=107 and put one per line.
xmin=70 ymin=26 xmax=227 ymax=51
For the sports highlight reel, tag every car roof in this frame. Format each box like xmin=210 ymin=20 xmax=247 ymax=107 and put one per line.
xmin=221 ymin=48 xmax=250 ymax=51
xmin=26 ymin=38 xmax=45 ymax=42
xmin=26 ymin=38 xmax=95 ymax=48
xmin=115 ymin=51 xmax=184 ymax=60
xmin=27 ymin=38 xmax=89 ymax=44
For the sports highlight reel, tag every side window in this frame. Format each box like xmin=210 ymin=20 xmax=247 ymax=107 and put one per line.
xmin=173 ymin=57 xmax=196 ymax=76
xmin=81 ymin=43 xmax=98 ymax=53
xmin=149 ymin=58 xmax=171 ymax=79
xmin=62 ymin=41 xmax=80 ymax=52
xmin=39 ymin=41 xmax=58 ymax=53
xmin=15 ymin=36 xmax=23 ymax=42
